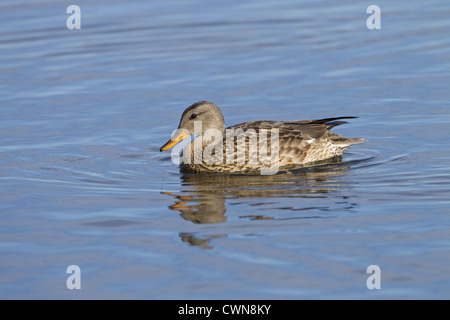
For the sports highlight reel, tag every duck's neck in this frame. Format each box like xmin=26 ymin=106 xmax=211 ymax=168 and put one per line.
xmin=183 ymin=129 xmax=224 ymax=165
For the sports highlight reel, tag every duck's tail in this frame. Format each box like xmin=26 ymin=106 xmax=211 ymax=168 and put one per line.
xmin=333 ymin=137 xmax=367 ymax=148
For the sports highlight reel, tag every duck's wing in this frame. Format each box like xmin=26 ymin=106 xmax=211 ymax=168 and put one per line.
xmin=225 ymin=117 xmax=365 ymax=167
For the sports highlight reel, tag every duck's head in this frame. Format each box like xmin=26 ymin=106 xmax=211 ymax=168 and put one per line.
xmin=160 ymin=101 xmax=225 ymax=152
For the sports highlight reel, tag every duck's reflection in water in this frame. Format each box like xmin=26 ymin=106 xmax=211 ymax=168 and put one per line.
xmin=163 ymin=159 xmax=355 ymax=248
xmin=179 ymin=233 xmax=227 ymax=250
xmin=163 ymin=189 xmax=227 ymax=223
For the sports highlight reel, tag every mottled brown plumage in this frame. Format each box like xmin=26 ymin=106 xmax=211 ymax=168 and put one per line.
xmin=160 ymin=101 xmax=366 ymax=174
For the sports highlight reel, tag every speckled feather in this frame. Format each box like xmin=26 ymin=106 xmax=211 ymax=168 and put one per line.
xmin=161 ymin=101 xmax=366 ymax=174
xmin=181 ymin=118 xmax=365 ymax=173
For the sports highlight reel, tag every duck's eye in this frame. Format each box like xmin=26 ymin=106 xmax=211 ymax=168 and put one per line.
xmin=190 ymin=113 xmax=197 ymax=119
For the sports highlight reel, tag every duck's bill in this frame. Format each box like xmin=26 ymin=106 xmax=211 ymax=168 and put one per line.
xmin=160 ymin=129 xmax=191 ymax=151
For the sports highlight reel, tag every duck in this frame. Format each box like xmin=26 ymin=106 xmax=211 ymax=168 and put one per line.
xmin=160 ymin=101 xmax=366 ymax=174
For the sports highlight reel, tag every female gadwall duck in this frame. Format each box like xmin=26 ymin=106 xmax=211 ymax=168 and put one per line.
xmin=160 ymin=101 xmax=366 ymax=174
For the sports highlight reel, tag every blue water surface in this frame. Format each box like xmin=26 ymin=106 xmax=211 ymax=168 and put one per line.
xmin=1 ymin=0 xmax=450 ymax=299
